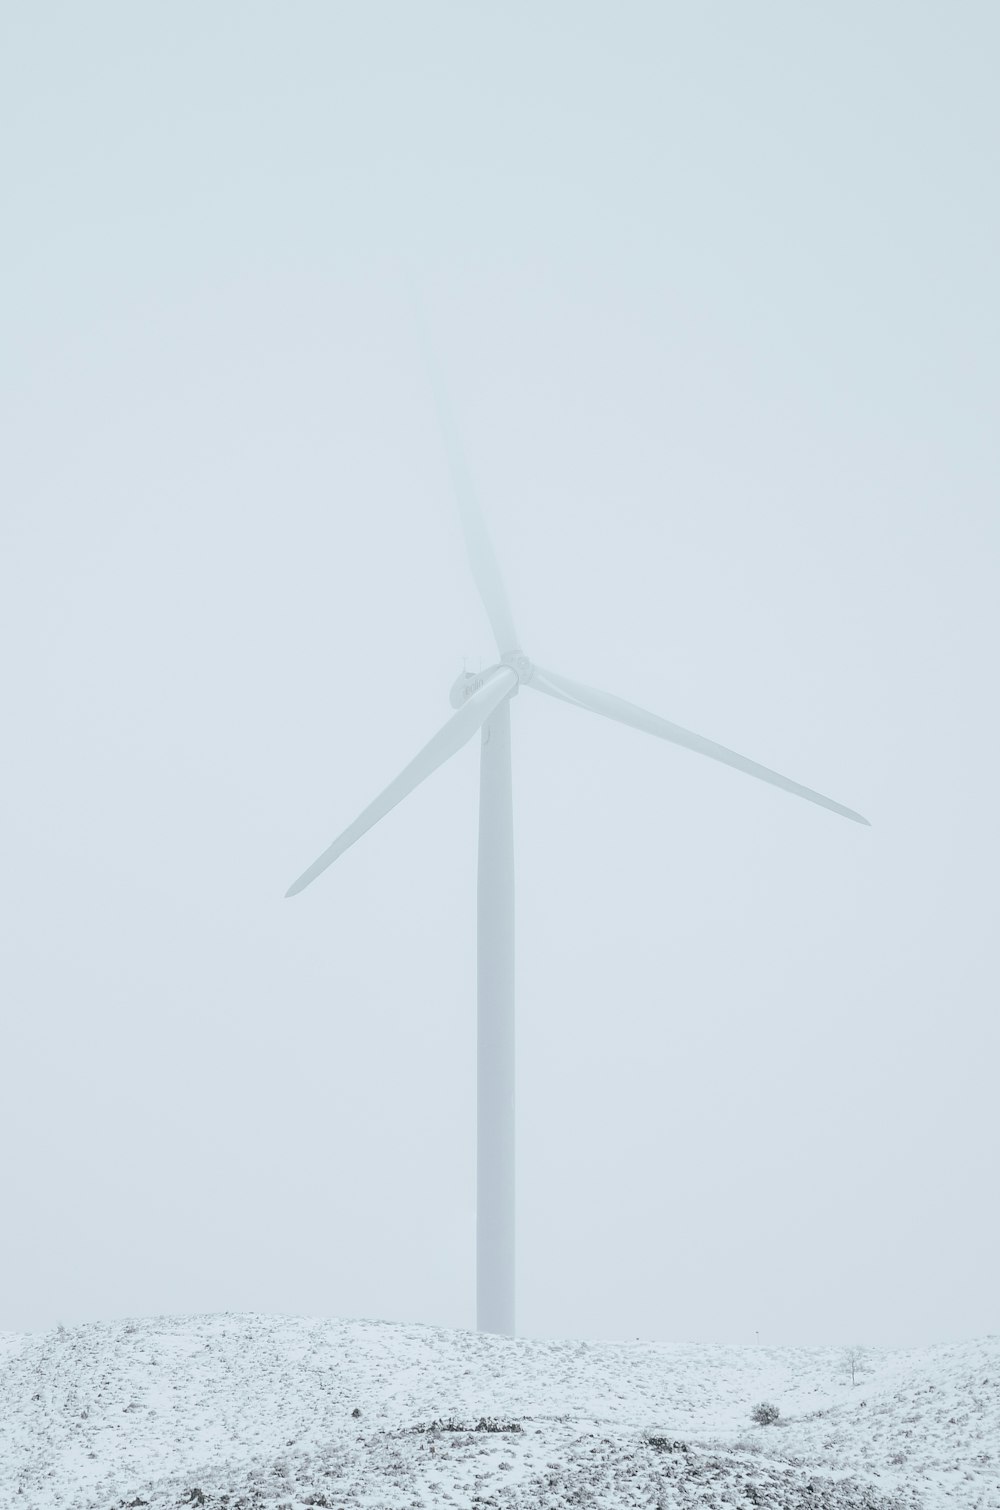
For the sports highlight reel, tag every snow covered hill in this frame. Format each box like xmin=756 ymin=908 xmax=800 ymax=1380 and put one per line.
xmin=1 ymin=1315 xmax=996 ymax=1509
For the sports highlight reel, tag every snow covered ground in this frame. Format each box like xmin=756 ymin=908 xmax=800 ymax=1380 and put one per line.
xmin=1 ymin=1314 xmax=996 ymax=1509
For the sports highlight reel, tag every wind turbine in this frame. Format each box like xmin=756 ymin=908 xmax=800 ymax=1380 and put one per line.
xmin=285 ymin=372 xmax=869 ymax=1340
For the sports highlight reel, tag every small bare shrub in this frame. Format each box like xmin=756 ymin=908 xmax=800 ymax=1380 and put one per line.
xmin=842 ymin=1345 xmax=866 ymax=1386
xmin=751 ymin=1401 xmax=780 ymax=1426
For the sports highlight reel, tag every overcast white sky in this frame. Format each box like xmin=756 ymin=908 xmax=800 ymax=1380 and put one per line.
xmin=2 ymin=4 xmax=998 ymax=1348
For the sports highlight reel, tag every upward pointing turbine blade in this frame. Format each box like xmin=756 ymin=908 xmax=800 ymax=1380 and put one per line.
xmin=414 ymin=313 xmax=520 ymax=659
xmin=286 ymin=666 xmax=518 ymax=897
xmin=528 ymin=664 xmax=870 ymax=826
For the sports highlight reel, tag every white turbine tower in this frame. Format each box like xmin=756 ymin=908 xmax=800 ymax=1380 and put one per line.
xmin=286 ymin=375 xmax=869 ymax=1339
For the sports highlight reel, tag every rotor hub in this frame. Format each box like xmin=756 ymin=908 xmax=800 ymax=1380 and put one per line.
xmin=503 ymin=651 xmax=533 ymax=684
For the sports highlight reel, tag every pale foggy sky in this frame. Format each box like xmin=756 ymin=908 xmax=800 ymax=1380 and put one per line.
xmin=2 ymin=5 xmax=997 ymax=1347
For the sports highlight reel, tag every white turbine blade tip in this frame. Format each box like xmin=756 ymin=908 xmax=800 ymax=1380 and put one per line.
xmin=285 ymin=866 xmax=321 ymax=898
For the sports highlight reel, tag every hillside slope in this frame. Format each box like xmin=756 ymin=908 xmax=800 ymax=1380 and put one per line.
xmin=1 ymin=1315 xmax=996 ymax=1509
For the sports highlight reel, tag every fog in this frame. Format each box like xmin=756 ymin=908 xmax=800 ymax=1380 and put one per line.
xmin=2 ymin=4 xmax=997 ymax=1347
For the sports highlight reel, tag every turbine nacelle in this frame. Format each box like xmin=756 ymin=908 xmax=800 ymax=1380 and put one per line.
xmin=449 ymin=654 xmax=532 ymax=709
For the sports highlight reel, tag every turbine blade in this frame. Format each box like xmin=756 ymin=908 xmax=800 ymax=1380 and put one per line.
xmin=414 ymin=312 xmax=520 ymax=658
xmin=286 ymin=667 xmax=518 ymax=897
xmin=529 ymin=664 xmax=869 ymax=826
